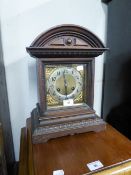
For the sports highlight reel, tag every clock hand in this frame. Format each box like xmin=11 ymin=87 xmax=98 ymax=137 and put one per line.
xmin=63 ymin=71 xmax=68 ymax=99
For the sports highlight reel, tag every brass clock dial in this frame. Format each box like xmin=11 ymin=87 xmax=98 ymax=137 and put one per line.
xmin=48 ymin=67 xmax=83 ymax=101
xmin=45 ymin=64 xmax=85 ymax=108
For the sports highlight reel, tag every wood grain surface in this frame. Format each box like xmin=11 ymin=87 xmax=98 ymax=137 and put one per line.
xmin=19 ymin=118 xmax=131 ymax=175
xmin=18 ymin=128 xmax=28 ymax=175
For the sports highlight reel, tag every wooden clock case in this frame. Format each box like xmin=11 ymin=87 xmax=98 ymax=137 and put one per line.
xmin=26 ymin=25 xmax=108 ymax=144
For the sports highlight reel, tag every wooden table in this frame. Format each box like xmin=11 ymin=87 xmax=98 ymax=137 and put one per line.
xmin=19 ymin=118 xmax=131 ymax=175
xmin=0 ymin=123 xmax=7 ymax=175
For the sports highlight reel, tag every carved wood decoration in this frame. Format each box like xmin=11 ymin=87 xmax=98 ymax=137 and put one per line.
xmin=27 ymin=25 xmax=107 ymax=60
xmin=27 ymin=25 xmax=108 ymax=143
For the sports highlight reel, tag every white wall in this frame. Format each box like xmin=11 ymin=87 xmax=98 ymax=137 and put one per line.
xmin=0 ymin=0 xmax=107 ymax=160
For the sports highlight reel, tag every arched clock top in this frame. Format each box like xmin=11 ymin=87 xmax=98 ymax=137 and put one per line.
xmin=30 ymin=25 xmax=104 ymax=47
xmin=26 ymin=25 xmax=108 ymax=61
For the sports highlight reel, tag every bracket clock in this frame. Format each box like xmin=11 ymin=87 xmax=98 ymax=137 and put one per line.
xmin=27 ymin=24 xmax=108 ymax=144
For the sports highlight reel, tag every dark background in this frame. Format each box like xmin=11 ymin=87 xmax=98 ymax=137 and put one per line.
xmin=102 ymin=0 xmax=131 ymax=139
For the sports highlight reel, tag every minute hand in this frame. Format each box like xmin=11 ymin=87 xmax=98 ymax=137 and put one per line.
xmin=63 ymin=71 xmax=68 ymax=99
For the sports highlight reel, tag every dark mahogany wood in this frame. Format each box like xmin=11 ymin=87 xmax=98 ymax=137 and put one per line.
xmin=19 ymin=118 xmax=131 ymax=175
xmin=26 ymin=25 xmax=108 ymax=143
xmin=27 ymin=24 xmax=108 ymax=112
xmin=37 ymin=59 xmax=95 ymax=113
xmin=28 ymin=25 xmax=105 ymax=48
xmin=26 ymin=47 xmax=107 ymax=59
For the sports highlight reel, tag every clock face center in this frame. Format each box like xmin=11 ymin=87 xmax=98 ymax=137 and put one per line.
xmin=55 ymin=74 xmax=76 ymax=95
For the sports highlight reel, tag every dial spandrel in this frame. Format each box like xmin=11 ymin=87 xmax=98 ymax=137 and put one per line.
xmin=45 ymin=64 xmax=86 ymax=109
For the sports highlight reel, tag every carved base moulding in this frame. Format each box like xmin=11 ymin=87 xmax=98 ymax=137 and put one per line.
xmin=31 ymin=108 xmax=106 ymax=144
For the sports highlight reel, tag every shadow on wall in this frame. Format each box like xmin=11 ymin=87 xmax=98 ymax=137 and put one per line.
xmin=107 ymin=58 xmax=131 ymax=139
xmin=0 ymin=22 xmax=15 ymax=171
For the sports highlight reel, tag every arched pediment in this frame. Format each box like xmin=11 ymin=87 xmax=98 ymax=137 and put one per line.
xmin=30 ymin=24 xmax=105 ymax=48
xmin=27 ymin=24 xmax=108 ymax=60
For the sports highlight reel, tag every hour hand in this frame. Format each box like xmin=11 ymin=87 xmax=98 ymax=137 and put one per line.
xmin=63 ymin=71 xmax=68 ymax=98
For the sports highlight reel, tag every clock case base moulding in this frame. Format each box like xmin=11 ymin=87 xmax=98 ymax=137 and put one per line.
xmin=31 ymin=104 xmax=106 ymax=144
xmin=26 ymin=25 xmax=108 ymax=144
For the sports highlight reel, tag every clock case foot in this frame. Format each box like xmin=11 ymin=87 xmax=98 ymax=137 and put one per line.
xmin=31 ymin=104 xmax=106 ymax=144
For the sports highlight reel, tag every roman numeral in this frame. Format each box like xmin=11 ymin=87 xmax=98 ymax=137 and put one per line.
xmin=78 ymin=82 xmax=82 ymax=86
xmin=52 ymin=77 xmax=56 ymax=81
xmin=77 ymin=89 xmax=79 ymax=93
xmin=57 ymin=71 xmax=60 ymax=75
xmin=52 ymin=91 xmax=56 ymax=96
